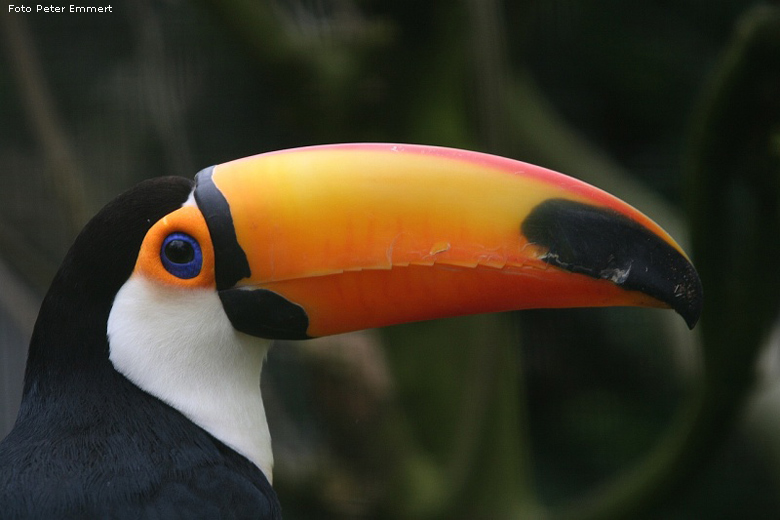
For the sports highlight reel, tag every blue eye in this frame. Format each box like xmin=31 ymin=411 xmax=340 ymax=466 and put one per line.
xmin=161 ymin=233 xmax=202 ymax=279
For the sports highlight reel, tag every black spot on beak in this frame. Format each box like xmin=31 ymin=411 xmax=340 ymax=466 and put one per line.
xmin=522 ymin=199 xmax=703 ymax=328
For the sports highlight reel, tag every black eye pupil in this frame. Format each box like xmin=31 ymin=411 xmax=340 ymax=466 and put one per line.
xmin=165 ymin=239 xmax=194 ymax=264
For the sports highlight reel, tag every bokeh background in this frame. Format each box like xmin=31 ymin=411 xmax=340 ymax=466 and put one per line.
xmin=1 ymin=1 xmax=779 ymax=518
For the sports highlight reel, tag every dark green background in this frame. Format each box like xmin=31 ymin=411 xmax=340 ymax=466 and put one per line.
xmin=1 ymin=1 xmax=778 ymax=518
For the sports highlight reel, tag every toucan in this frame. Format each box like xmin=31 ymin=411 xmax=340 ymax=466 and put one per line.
xmin=0 ymin=143 xmax=701 ymax=519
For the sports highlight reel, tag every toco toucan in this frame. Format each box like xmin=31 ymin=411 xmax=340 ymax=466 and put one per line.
xmin=0 ymin=143 xmax=701 ymax=518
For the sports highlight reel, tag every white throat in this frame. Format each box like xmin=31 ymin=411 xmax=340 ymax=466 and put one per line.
xmin=107 ymin=275 xmax=274 ymax=482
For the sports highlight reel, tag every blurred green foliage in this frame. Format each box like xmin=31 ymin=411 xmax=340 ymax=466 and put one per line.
xmin=1 ymin=1 xmax=778 ymax=519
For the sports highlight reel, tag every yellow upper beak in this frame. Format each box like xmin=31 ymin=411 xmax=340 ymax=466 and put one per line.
xmin=194 ymin=143 xmax=702 ymax=338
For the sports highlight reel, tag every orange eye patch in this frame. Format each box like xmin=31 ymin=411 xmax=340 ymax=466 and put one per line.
xmin=135 ymin=205 xmax=216 ymax=289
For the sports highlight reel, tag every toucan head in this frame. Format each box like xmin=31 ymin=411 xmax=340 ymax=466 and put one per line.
xmin=27 ymin=143 xmax=702 ymax=482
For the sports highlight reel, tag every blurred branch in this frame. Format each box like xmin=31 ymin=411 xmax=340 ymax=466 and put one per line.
xmin=0 ymin=11 xmax=89 ymax=235
xmin=381 ymin=315 xmax=540 ymax=519
xmin=466 ymin=0 xmax=512 ymax=154
xmin=554 ymin=5 xmax=780 ymax=519
xmin=442 ymin=315 xmax=539 ymax=517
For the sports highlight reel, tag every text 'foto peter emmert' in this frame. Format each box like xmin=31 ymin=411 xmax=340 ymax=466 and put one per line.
xmin=7 ymin=4 xmax=114 ymax=13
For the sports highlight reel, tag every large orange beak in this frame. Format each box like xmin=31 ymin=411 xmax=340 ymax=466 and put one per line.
xmin=193 ymin=143 xmax=702 ymax=339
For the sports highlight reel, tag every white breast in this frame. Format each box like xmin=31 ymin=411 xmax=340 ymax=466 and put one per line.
xmin=107 ymin=275 xmax=275 ymax=482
